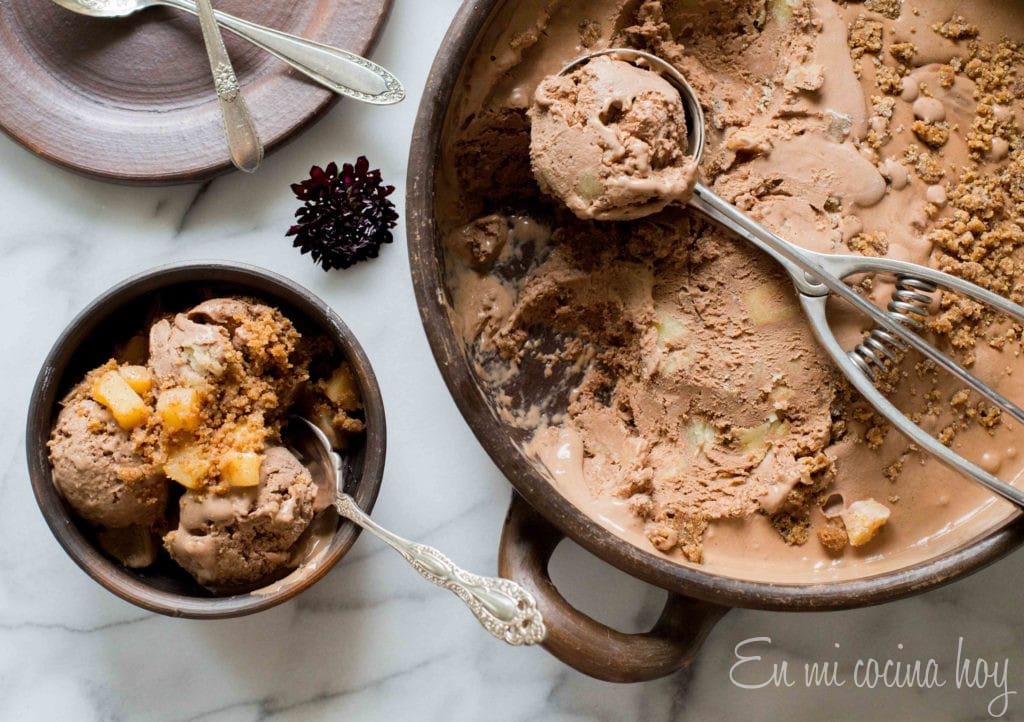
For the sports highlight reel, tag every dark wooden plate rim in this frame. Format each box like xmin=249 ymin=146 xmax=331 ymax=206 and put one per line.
xmin=406 ymin=0 xmax=1024 ymax=612
xmin=26 ymin=261 xmax=387 ymax=618
xmin=0 ymin=0 xmax=393 ymax=185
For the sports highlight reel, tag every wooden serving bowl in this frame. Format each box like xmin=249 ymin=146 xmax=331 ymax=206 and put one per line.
xmin=26 ymin=262 xmax=386 ymax=618
xmin=406 ymin=0 xmax=1024 ymax=683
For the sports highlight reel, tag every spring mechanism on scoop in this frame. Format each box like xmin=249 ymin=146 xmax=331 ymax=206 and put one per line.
xmin=850 ymin=275 xmax=938 ymax=381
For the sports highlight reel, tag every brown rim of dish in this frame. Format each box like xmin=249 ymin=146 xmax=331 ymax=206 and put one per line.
xmin=26 ymin=261 xmax=386 ymax=618
xmin=405 ymin=0 xmax=1024 ymax=612
xmin=0 ymin=0 xmax=394 ymax=185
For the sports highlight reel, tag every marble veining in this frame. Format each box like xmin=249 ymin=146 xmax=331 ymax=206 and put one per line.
xmin=3 ymin=1 xmax=1024 ymax=720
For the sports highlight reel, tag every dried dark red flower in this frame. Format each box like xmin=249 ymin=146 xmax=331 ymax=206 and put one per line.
xmin=287 ymin=157 xmax=398 ymax=271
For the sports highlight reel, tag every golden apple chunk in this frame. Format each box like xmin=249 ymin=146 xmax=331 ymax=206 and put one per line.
xmin=322 ymin=363 xmax=361 ymax=410
xmin=743 ymin=285 xmax=799 ymax=326
xmin=92 ymin=370 xmax=150 ymax=430
xmin=157 ymin=387 xmax=203 ymax=433
xmin=164 ymin=444 xmax=210 ymax=489
xmin=841 ymin=499 xmax=891 ymax=547
xmin=118 ymin=365 xmax=153 ymax=396
xmin=220 ymin=451 xmax=264 ymax=487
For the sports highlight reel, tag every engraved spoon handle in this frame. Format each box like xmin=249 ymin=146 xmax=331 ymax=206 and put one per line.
xmin=335 ymin=493 xmax=546 ymax=646
xmin=160 ymin=0 xmax=404 ymax=105
xmin=192 ymin=0 xmax=263 ymax=172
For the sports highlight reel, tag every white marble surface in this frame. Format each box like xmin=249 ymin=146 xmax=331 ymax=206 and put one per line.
xmin=3 ymin=2 xmax=1024 ymax=720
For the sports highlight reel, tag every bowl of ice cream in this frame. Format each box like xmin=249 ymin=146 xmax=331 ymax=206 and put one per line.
xmin=408 ymin=0 xmax=1024 ymax=681
xmin=27 ymin=262 xmax=385 ymax=618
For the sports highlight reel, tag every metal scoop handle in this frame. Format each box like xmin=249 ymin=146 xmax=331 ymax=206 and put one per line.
xmin=691 ymin=185 xmax=1024 ymax=426
xmin=292 ymin=418 xmax=546 ymax=646
xmin=799 ymin=294 xmax=1024 ymax=508
xmin=691 ymin=184 xmax=1024 ymax=509
xmin=565 ymin=47 xmax=1024 ymax=413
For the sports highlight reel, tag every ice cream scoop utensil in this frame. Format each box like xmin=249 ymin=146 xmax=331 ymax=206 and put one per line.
xmin=288 ymin=417 xmax=546 ymax=645
xmin=564 ymin=49 xmax=1024 ymax=510
xmin=49 ymin=0 xmax=405 ymax=105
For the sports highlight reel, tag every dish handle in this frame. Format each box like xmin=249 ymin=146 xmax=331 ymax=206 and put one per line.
xmin=498 ymin=493 xmax=730 ymax=683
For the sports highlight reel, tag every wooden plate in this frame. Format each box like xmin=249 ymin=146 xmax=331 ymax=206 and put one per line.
xmin=0 ymin=0 xmax=392 ymax=184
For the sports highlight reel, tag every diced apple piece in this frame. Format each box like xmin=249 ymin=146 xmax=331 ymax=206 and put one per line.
xmin=743 ymin=285 xmax=798 ymax=325
xmin=726 ymin=127 xmax=773 ymax=156
xmin=654 ymin=308 xmax=687 ymax=349
xmin=157 ymin=387 xmax=203 ymax=433
xmin=684 ymin=418 xmax=717 ymax=456
xmin=659 ymin=345 xmax=699 ymax=375
xmin=841 ymin=499 xmax=891 ymax=547
xmin=737 ymin=421 xmax=772 ymax=454
xmin=769 ymin=384 xmax=795 ymax=408
xmin=736 ymin=418 xmax=791 ymax=455
xmin=574 ymin=171 xmax=604 ymax=202
xmin=164 ymin=444 xmax=210 ymax=490
xmin=322 ymin=363 xmax=362 ymax=410
xmin=220 ymin=451 xmax=264 ymax=487
xmin=771 ymin=0 xmax=799 ymax=24
xmin=118 ymin=366 xmax=153 ymax=395
xmin=92 ymin=370 xmax=150 ymax=430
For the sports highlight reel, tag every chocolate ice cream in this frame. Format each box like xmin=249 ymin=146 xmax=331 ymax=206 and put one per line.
xmin=49 ymin=391 xmax=166 ymax=529
xmin=48 ymin=297 xmax=366 ymax=590
xmin=164 ymin=446 xmax=317 ymax=588
xmin=148 ymin=315 xmax=234 ymax=388
xmin=440 ymin=0 xmax=1024 ymax=582
xmin=530 ymin=55 xmax=698 ymax=220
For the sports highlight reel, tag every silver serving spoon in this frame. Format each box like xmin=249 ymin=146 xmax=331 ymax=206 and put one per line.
xmin=288 ymin=417 xmax=546 ymax=646
xmin=51 ymin=0 xmax=405 ymax=105
xmin=192 ymin=0 xmax=262 ymax=172
xmin=561 ymin=49 xmax=1024 ymax=509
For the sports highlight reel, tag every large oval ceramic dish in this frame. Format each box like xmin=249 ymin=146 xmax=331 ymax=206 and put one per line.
xmin=26 ymin=262 xmax=386 ymax=618
xmin=407 ymin=0 xmax=1024 ymax=682
xmin=0 ymin=0 xmax=391 ymax=183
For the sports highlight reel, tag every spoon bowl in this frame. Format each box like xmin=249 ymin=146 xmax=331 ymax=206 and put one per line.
xmin=49 ymin=0 xmax=150 ymax=17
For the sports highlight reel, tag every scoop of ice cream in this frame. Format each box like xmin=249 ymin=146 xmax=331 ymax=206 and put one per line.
xmin=186 ymin=297 xmax=305 ymax=405
xmin=149 ymin=315 xmax=234 ymax=388
xmin=188 ymin=297 xmax=270 ymax=336
xmin=150 ymin=298 xmax=303 ymax=407
xmin=49 ymin=395 xmax=167 ymax=528
xmin=530 ymin=56 xmax=698 ymax=221
xmin=164 ymin=446 xmax=317 ymax=588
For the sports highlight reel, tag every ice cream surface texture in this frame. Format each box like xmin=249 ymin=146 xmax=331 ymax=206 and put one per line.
xmin=165 ymin=447 xmax=317 ymax=588
xmin=440 ymin=0 xmax=1024 ymax=582
xmin=50 ymin=394 xmax=166 ymax=529
xmin=530 ymin=55 xmax=698 ymax=220
xmin=48 ymin=297 xmax=365 ymax=588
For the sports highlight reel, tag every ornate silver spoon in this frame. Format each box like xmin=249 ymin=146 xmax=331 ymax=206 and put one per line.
xmin=288 ymin=417 xmax=547 ymax=646
xmin=192 ymin=0 xmax=262 ymax=172
xmin=51 ymin=0 xmax=405 ymax=105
